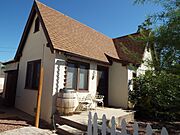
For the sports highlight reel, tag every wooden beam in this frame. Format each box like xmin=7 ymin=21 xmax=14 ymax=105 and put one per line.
xmin=35 ymin=65 xmax=44 ymax=127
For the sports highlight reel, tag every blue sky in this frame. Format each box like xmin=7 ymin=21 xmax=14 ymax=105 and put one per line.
xmin=0 ymin=0 xmax=162 ymax=62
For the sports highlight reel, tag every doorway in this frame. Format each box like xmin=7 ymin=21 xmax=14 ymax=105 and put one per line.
xmin=4 ymin=70 xmax=18 ymax=106
xmin=97 ymin=66 xmax=108 ymax=106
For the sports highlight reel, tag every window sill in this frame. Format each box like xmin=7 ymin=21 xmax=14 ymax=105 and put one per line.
xmin=76 ymin=89 xmax=89 ymax=93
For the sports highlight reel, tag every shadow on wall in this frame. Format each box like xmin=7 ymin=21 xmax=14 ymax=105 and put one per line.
xmin=52 ymin=60 xmax=66 ymax=114
xmin=55 ymin=60 xmax=66 ymax=94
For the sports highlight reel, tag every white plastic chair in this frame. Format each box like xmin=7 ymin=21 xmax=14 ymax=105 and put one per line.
xmin=93 ymin=95 xmax=104 ymax=107
xmin=77 ymin=94 xmax=93 ymax=110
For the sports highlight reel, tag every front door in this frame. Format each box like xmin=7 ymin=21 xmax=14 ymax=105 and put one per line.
xmin=97 ymin=66 xmax=108 ymax=106
xmin=5 ymin=70 xmax=18 ymax=106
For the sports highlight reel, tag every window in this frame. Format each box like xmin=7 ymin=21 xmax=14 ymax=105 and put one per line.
xmin=66 ymin=63 xmax=77 ymax=89
xmin=79 ymin=65 xmax=88 ymax=89
xmin=34 ymin=17 xmax=40 ymax=33
xmin=25 ymin=60 xmax=41 ymax=90
xmin=66 ymin=61 xmax=89 ymax=90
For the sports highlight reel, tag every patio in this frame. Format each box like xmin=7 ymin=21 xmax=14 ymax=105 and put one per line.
xmin=55 ymin=107 xmax=135 ymax=134
xmin=61 ymin=107 xmax=134 ymax=125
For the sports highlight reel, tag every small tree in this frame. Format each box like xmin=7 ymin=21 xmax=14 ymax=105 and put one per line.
xmin=129 ymin=70 xmax=180 ymax=120
xmin=135 ymin=0 xmax=180 ymax=74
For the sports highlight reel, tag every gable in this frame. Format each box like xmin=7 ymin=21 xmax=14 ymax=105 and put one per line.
xmin=21 ymin=14 xmax=48 ymax=58
xmin=14 ymin=1 xmax=53 ymax=61
xmin=113 ymin=33 xmax=146 ymax=65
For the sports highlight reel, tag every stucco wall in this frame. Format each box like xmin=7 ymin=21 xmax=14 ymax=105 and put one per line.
xmin=0 ymin=63 xmax=5 ymax=94
xmin=52 ymin=53 xmax=66 ymax=113
xmin=127 ymin=69 xmax=135 ymax=91
xmin=108 ymin=62 xmax=128 ymax=108
xmin=2 ymin=73 xmax=7 ymax=98
xmin=15 ymin=14 xmax=55 ymax=123
xmin=137 ymin=47 xmax=152 ymax=76
xmin=0 ymin=78 xmax=4 ymax=93
xmin=52 ymin=55 xmax=98 ymax=111
xmin=127 ymin=47 xmax=152 ymax=91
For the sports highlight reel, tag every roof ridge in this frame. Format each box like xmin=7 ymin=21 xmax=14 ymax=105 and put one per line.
xmin=35 ymin=0 xmax=112 ymax=40
xmin=112 ymin=32 xmax=141 ymax=40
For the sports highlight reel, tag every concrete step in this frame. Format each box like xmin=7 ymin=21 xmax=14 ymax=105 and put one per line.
xmin=56 ymin=124 xmax=86 ymax=135
xmin=54 ymin=115 xmax=87 ymax=131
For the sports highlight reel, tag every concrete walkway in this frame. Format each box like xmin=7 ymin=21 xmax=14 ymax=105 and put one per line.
xmin=0 ymin=127 xmax=57 ymax=135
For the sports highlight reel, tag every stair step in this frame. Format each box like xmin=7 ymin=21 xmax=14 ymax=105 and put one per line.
xmin=55 ymin=115 xmax=87 ymax=131
xmin=57 ymin=125 xmax=86 ymax=135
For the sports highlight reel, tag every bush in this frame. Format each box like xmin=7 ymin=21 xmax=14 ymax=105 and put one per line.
xmin=129 ymin=71 xmax=180 ymax=121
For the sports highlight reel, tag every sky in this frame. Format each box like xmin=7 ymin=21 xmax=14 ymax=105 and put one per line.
xmin=0 ymin=0 xmax=162 ymax=62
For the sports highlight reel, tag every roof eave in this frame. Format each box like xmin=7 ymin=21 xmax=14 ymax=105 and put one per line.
xmin=55 ymin=49 xmax=111 ymax=65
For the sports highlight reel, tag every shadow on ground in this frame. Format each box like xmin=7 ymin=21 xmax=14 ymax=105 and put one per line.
xmin=0 ymin=96 xmax=53 ymax=132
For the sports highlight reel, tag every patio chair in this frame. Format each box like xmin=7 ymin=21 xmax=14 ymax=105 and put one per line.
xmin=76 ymin=94 xmax=93 ymax=111
xmin=92 ymin=94 xmax=104 ymax=107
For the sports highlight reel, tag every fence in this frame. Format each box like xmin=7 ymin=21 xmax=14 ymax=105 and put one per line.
xmin=87 ymin=112 xmax=168 ymax=135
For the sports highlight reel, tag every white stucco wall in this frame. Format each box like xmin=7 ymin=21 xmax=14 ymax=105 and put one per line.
xmin=2 ymin=73 xmax=7 ymax=98
xmin=127 ymin=47 xmax=153 ymax=91
xmin=127 ymin=69 xmax=135 ymax=91
xmin=15 ymin=14 xmax=55 ymax=123
xmin=0 ymin=63 xmax=5 ymax=94
xmin=53 ymin=55 xmax=98 ymax=111
xmin=137 ymin=47 xmax=152 ymax=76
xmin=108 ymin=62 xmax=128 ymax=108
xmin=0 ymin=78 xmax=4 ymax=93
xmin=52 ymin=53 xmax=66 ymax=113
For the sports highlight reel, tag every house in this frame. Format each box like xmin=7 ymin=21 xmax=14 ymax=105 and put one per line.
xmin=113 ymin=33 xmax=152 ymax=91
xmin=0 ymin=62 xmax=5 ymax=94
xmin=3 ymin=1 xmax=152 ymax=123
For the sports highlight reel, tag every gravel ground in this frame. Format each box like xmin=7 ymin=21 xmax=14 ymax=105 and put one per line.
xmin=0 ymin=127 xmax=56 ymax=135
xmin=0 ymin=97 xmax=54 ymax=133
xmin=0 ymin=116 xmax=31 ymax=132
xmin=130 ymin=119 xmax=180 ymax=135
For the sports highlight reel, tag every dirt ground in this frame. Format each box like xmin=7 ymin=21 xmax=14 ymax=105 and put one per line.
xmin=0 ymin=97 xmax=52 ymax=133
xmin=0 ymin=115 xmax=31 ymax=132
xmin=125 ymin=119 xmax=180 ymax=135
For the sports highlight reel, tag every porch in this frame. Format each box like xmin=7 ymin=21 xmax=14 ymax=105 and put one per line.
xmin=54 ymin=107 xmax=134 ymax=135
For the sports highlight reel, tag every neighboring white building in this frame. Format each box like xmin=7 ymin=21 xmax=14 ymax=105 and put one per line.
xmin=3 ymin=1 xmax=151 ymax=123
xmin=113 ymin=34 xmax=153 ymax=91
xmin=0 ymin=62 xmax=5 ymax=94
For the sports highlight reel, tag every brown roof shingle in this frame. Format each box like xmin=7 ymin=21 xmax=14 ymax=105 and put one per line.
xmin=35 ymin=1 xmax=119 ymax=63
xmin=113 ymin=33 xmax=146 ymax=65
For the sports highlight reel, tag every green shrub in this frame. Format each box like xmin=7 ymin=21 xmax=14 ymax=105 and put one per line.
xmin=129 ymin=71 xmax=180 ymax=121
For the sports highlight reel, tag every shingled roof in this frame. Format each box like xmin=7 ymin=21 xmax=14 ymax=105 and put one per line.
xmin=113 ymin=32 xmax=146 ymax=65
xmin=35 ymin=1 xmax=120 ymax=63
xmin=14 ymin=1 xmax=146 ymax=65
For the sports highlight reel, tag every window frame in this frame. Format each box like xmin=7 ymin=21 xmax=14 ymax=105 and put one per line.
xmin=25 ymin=59 xmax=41 ymax=90
xmin=66 ymin=60 xmax=89 ymax=92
